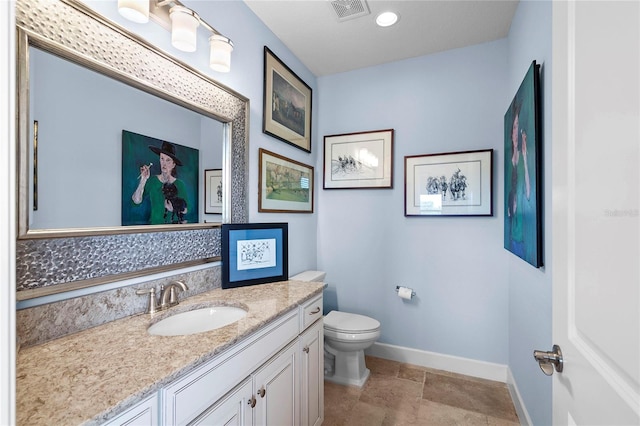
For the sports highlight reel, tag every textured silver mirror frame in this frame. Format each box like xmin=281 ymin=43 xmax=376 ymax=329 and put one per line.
xmin=15 ymin=0 xmax=249 ymax=299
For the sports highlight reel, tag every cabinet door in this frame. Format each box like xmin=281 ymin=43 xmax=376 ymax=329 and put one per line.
xmin=102 ymin=394 xmax=158 ymax=426
xmin=300 ymin=320 xmax=324 ymax=426
xmin=190 ymin=379 xmax=253 ymax=426
xmin=253 ymin=342 xmax=299 ymax=426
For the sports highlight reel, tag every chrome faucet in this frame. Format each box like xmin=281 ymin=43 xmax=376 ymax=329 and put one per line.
xmin=136 ymin=280 xmax=189 ymax=314
xmin=159 ymin=280 xmax=189 ymax=310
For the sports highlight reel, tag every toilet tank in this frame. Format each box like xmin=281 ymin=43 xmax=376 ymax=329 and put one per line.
xmin=290 ymin=270 xmax=326 ymax=282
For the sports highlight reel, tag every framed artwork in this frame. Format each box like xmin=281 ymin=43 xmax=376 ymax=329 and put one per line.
xmin=504 ymin=60 xmax=543 ymax=267
xmin=204 ymin=169 xmax=223 ymax=214
xmin=323 ymin=129 xmax=394 ymax=189
xmin=221 ymin=222 xmax=289 ymax=289
xmin=404 ymin=149 xmax=493 ymax=217
xmin=259 ymin=148 xmax=314 ymax=213
xmin=263 ymin=46 xmax=313 ymax=152
xmin=121 ymin=130 xmax=199 ymax=226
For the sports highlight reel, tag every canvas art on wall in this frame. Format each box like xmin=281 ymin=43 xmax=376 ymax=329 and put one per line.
xmin=504 ymin=61 xmax=543 ymax=267
xmin=121 ymin=130 xmax=199 ymax=226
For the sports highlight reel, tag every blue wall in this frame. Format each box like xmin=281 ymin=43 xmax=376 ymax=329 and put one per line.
xmin=83 ymin=0 xmax=320 ymax=277
xmin=316 ymin=40 xmax=510 ymax=363
xmin=507 ymin=1 xmax=553 ymax=425
xmin=83 ymin=1 xmax=552 ymax=422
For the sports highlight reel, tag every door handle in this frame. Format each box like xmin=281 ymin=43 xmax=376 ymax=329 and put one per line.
xmin=533 ymin=344 xmax=563 ymax=376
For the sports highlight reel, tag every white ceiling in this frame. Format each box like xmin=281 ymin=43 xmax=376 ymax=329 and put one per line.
xmin=244 ymin=0 xmax=519 ymax=77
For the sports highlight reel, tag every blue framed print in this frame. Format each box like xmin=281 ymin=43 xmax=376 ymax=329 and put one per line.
xmin=222 ymin=223 xmax=289 ymax=289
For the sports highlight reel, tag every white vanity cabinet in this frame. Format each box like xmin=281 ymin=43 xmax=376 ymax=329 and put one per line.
xmin=300 ymin=319 xmax=324 ymax=426
xmin=162 ymin=309 xmax=300 ymax=425
xmin=299 ymin=296 xmax=324 ymax=426
xmin=253 ymin=341 xmax=299 ymax=425
xmin=189 ymin=378 xmax=253 ymax=426
xmin=102 ymin=394 xmax=158 ymax=426
xmin=103 ymin=293 xmax=324 ymax=426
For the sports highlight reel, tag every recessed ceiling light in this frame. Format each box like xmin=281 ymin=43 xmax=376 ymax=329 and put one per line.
xmin=376 ymin=11 xmax=398 ymax=27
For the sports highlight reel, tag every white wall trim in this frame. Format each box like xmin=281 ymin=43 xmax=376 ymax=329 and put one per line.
xmin=366 ymin=342 xmax=508 ymax=383
xmin=507 ymin=367 xmax=532 ymax=426
xmin=1 ymin=1 xmax=17 ymax=424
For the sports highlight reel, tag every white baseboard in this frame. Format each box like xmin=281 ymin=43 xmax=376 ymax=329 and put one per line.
xmin=507 ymin=367 xmax=531 ymax=426
xmin=365 ymin=342 xmax=508 ymax=383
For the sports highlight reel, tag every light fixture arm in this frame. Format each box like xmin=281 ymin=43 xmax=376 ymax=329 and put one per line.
xmin=148 ymin=0 xmax=232 ymax=44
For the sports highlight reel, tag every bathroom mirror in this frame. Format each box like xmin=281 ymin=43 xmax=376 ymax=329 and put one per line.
xmin=15 ymin=0 xmax=249 ymax=299
xmin=27 ymin=46 xmax=225 ymax=231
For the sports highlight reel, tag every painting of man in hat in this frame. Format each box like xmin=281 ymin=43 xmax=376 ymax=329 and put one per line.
xmin=122 ymin=130 xmax=199 ymax=226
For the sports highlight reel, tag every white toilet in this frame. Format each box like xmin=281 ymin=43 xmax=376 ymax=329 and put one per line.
xmin=290 ymin=270 xmax=381 ymax=388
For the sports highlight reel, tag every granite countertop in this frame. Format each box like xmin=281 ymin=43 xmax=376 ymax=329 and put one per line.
xmin=16 ymin=280 xmax=324 ymax=426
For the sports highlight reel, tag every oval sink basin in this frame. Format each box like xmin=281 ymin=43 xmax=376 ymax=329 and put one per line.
xmin=148 ymin=306 xmax=247 ymax=336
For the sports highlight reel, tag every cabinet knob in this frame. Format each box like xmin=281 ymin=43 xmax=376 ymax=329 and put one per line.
xmin=303 ymin=346 xmax=310 ymax=353
xmin=258 ymin=386 xmax=266 ymax=398
xmin=248 ymin=395 xmax=256 ymax=408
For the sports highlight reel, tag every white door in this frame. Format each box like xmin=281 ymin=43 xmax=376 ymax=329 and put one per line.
xmin=551 ymin=1 xmax=640 ymax=424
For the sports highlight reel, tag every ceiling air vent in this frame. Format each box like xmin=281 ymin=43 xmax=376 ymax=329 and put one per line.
xmin=328 ymin=0 xmax=370 ymax=22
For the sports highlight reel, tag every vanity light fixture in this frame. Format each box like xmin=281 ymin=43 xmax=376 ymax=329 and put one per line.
xmin=117 ymin=0 xmax=150 ymax=23
xmin=118 ymin=0 xmax=234 ymax=72
xmin=376 ymin=11 xmax=399 ymax=27
xmin=169 ymin=5 xmax=199 ymax=52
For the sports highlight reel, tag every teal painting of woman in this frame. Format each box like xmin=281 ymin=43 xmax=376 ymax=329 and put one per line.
xmin=504 ymin=61 xmax=543 ymax=267
xmin=121 ymin=130 xmax=199 ymax=226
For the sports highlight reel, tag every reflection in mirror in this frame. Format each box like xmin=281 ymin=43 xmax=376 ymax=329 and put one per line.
xmin=28 ymin=47 xmax=224 ymax=230
xmin=15 ymin=0 xmax=249 ymax=299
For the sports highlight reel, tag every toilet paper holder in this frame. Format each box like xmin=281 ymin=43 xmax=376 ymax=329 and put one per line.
xmin=395 ymin=286 xmax=416 ymax=298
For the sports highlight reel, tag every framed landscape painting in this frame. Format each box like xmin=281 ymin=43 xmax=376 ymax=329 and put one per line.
xmin=504 ymin=60 xmax=543 ymax=268
xmin=259 ymin=148 xmax=314 ymax=213
xmin=263 ymin=46 xmax=312 ymax=152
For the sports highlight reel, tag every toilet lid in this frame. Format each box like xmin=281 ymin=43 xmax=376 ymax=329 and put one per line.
xmin=324 ymin=311 xmax=380 ymax=333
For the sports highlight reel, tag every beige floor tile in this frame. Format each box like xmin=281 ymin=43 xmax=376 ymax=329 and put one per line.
xmin=360 ymin=375 xmax=423 ymax=412
xmin=422 ymin=372 xmax=518 ymax=422
xmin=344 ymin=401 xmax=387 ymax=426
xmin=487 ymin=414 xmax=521 ymax=426
xmin=415 ymin=399 xmax=490 ymax=425
xmin=399 ymin=364 xmax=427 ymax=383
xmin=324 ymin=381 xmax=362 ymax=426
xmin=324 ymin=357 xmax=520 ymax=426
xmin=366 ymin=355 xmax=401 ymax=377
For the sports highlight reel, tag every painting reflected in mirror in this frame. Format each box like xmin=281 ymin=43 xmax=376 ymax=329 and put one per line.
xmin=28 ymin=47 xmax=223 ymax=231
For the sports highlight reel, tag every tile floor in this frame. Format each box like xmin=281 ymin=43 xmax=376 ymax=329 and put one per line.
xmin=323 ymin=356 xmax=520 ymax=426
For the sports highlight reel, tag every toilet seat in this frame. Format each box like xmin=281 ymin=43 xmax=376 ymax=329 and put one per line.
xmin=324 ymin=311 xmax=381 ymax=334
xmin=324 ymin=328 xmax=381 ymax=342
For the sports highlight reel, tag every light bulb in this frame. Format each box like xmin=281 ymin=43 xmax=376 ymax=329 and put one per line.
xmin=209 ymin=35 xmax=234 ymax=72
xmin=118 ymin=0 xmax=149 ymax=24
xmin=170 ymin=6 xmax=199 ymax=52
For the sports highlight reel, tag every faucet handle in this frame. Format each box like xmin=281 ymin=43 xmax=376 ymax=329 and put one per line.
xmin=136 ymin=287 xmax=159 ymax=314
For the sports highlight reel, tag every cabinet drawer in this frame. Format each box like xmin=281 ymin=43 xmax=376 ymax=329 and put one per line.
xmin=301 ymin=295 xmax=323 ymax=331
xmin=163 ymin=310 xmax=299 ymax=425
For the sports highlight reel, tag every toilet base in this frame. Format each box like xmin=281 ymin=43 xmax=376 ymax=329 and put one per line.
xmin=324 ymin=347 xmax=371 ymax=388
xmin=325 ymin=367 xmax=370 ymax=388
